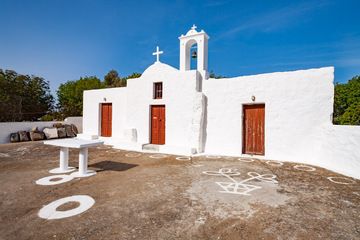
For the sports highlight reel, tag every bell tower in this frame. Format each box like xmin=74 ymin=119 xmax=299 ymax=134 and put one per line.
xmin=179 ymin=25 xmax=209 ymax=79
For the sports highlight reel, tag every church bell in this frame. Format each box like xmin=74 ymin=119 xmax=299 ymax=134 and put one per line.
xmin=191 ymin=50 xmax=197 ymax=59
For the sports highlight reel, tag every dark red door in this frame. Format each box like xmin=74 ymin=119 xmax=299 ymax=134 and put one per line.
xmin=243 ymin=104 xmax=265 ymax=155
xmin=151 ymin=105 xmax=165 ymax=144
xmin=101 ymin=103 xmax=112 ymax=137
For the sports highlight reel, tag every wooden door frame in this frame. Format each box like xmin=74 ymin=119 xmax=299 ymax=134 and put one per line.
xmin=149 ymin=105 xmax=166 ymax=145
xmin=100 ymin=102 xmax=112 ymax=137
xmin=242 ymin=103 xmax=265 ymax=155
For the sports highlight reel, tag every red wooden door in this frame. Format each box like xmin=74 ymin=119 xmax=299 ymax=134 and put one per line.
xmin=101 ymin=103 xmax=112 ymax=137
xmin=243 ymin=104 xmax=265 ymax=155
xmin=151 ymin=105 xmax=165 ymax=145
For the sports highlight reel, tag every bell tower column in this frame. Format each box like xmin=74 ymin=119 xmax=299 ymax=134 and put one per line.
xmin=179 ymin=25 xmax=210 ymax=79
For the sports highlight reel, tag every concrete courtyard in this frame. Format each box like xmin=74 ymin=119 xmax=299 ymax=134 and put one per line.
xmin=0 ymin=141 xmax=359 ymax=240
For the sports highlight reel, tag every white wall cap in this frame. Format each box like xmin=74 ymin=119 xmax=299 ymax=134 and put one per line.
xmin=142 ymin=61 xmax=179 ymax=77
xmin=84 ymin=87 xmax=127 ymax=94
xmin=179 ymin=31 xmax=210 ymax=40
xmin=179 ymin=24 xmax=209 ymax=39
xmin=209 ymin=66 xmax=334 ymax=81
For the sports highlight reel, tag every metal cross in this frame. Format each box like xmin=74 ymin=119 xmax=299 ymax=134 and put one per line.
xmin=152 ymin=46 xmax=163 ymax=62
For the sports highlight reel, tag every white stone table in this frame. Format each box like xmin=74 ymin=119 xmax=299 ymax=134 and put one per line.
xmin=44 ymin=138 xmax=104 ymax=177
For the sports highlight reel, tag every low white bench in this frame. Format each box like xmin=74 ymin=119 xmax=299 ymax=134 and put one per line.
xmin=44 ymin=138 xmax=104 ymax=177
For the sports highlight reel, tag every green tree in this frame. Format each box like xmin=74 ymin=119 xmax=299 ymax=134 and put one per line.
xmin=0 ymin=69 xmax=54 ymax=122
xmin=209 ymin=70 xmax=225 ymax=79
xmin=122 ymin=72 xmax=141 ymax=86
xmin=57 ymin=76 xmax=103 ymax=117
xmin=334 ymin=76 xmax=360 ymax=125
xmin=104 ymin=70 xmax=122 ymax=87
xmin=57 ymin=71 xmax=141 ymax=117
xmin=104 ymin=70 xmax=141 ymax=87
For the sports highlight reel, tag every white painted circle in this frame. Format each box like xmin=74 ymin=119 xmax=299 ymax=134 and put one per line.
xmin=36 ymin=175 xmax=74 ymax=186
xmin=195 ymin=216 xmax=206 ymax=224
xmin=294 ymin=165 xmax=316 ymax=172
xmin=49 ymin=167 xmax=76 ymax=174
xmin=16 ymin=146 xmax=28 ymax=151
xmin=176 ymin=156 xmax=191 ymax=161
xmin=106 ymin=149 xmax=121 ymax=153
xmin=149 ymin=154 xmax=168 ymax=159
xmin=205 ymin=155 xmax=221 ymax=159
xmin=238 ymin=158 xmax=254 ymax=163
xmin=125 ymin=152 xmax=142 ymax=158
xmin=266 ymin=160 xmax=283 ymax=166
xmin=0 ymin=153 xmax=10 ymax=157
xmin=70 ymin=170 xmax=97 ymax=178
xmin=192 ymin=164 xmax=204 ymax=167
xmin=327 ymin=177 xmax=355 ymax=185
xmin=38 ymin=195 xmax=95 ymax=220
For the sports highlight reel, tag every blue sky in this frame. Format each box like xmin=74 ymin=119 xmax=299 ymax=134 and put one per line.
xmin=1 ymin=0 xmax=359 ymax=95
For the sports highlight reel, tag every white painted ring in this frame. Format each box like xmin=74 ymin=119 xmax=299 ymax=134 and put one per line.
xmin=106 ymin=150 xmax=121 ymax=153
xmin=49 ymin=167 xmax=76 ymax=174
xmin=327 ymin=177 xmax=355 ymax=185
xmin=0 ymin=153 xmax=10 ymax=157
xmin=175 ymin=156 xmax=191 ymax=161
xmin=294 ymin=165 xmax=316 ymax=172
xmin=125 ymin=153 xmax=142 ymax=158
xmin=191 ymin=164 xmax=204 ymax=167
xmin=36 ymin=175 xmax=74 ymax=186
xmin=195 ymin=216 xmax=206 ymax=224
xmin=70 ymin=170 xmax=97 ymax=178
xmin=16 ymin=146 xmax=28 ymax=151
xmin=237 ymin=158 xmax=254 ymax=163
xmin=205 ymin=155 xmax=222 ymax=159
xmin=38 ymin=195 xmax=95 ymax=220
xmin=149 ymin=154 xmax=168 ymax=159
xmin=266 ymin=160 xmax=283 ymax=166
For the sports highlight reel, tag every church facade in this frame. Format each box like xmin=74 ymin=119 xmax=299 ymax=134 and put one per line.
xmin=80 ymin=26 xmax=360 ymax=179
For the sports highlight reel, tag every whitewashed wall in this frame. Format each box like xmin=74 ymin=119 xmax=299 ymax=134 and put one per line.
xmin=202 ymin=67 xmax=334 ymax=161
xmin=82 ymin=62 xmax=201 ymax=154
xmin=64 ymin=116 xmax=83 ymax=133
xmin=202 ymin=66 xmax=360 ymax=179
xmin=316 ymin=125 xmax=360 ymax=179
xmin=82 ymin=87 xmax=127 ymax=143
xmin=81 ymin=65 xmax=360 ymax=179
xmin=126 ymin=62 xmax=200 ymax=153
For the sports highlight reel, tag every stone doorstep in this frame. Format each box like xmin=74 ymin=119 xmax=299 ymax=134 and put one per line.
xmin=142 ymin=144 xmax=160 ymax=152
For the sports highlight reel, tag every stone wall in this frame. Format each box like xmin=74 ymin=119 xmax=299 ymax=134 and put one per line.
xmin=0 ymin=117 xmax=82 ymax=144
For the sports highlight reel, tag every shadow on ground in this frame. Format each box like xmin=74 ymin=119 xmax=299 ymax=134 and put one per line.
xmin=89 ymin=160 xmax=138 ymax=172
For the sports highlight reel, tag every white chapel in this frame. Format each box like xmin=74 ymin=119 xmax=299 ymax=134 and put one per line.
xmin=80 ymin=25 xmax=360 ymax=179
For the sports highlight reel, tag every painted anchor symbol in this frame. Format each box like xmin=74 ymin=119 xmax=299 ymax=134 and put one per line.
xmin=202 ymin=168 xmax=278 ymax=196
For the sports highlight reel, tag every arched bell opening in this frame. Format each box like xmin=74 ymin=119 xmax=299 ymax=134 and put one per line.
xmin=190 ymin=44 xmax=198 ymax=70
xmin=185 ymin=39 xmax=199 ymax=71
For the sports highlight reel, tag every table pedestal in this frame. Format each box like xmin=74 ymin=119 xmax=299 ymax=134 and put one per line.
xmin=70 ymin=148 xmax=96 ymax=178
xmin=49 ymin=147 xmax=75 ymax=174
